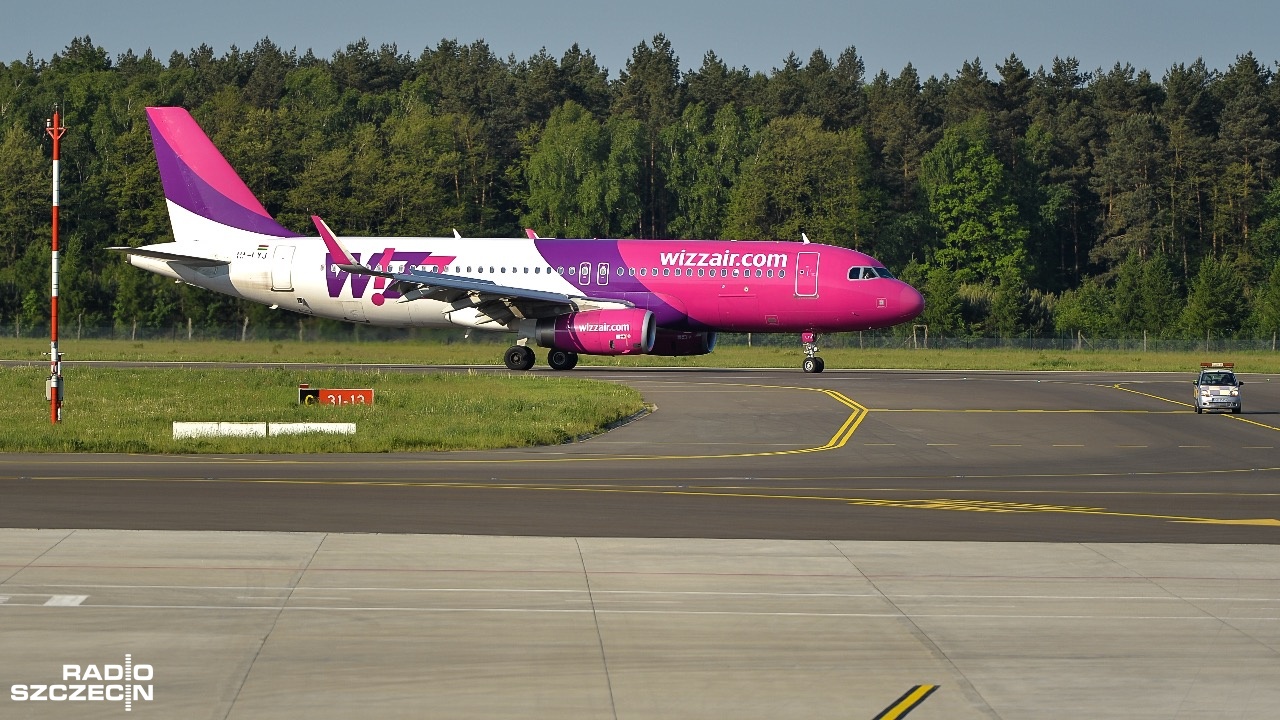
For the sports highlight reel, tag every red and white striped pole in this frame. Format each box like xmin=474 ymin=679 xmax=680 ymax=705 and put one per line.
xmin=46 ymin=108 xmax=66 ymax=423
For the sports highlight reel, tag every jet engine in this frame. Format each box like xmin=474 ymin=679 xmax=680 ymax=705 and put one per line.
xmin=535 ymin=308 xmax=656 ymax=356
xmin=648 ymin=330 xmax=718 ymax=356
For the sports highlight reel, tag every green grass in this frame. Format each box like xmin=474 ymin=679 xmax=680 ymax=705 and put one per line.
xmin=0 ymin=366 xmax=645 ymax=454
xmin=2 ymin=337 xmax=1278 ymax=373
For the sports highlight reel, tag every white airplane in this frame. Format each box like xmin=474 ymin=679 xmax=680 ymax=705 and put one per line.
xmin=113 ymin=107 xmax=924 ymax=372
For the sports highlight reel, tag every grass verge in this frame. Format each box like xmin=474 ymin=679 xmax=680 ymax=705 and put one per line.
xmin=2 ymin=337 xmax=1278 ymax=373
xmin=0 ymin=366 xmax=645 ymax=453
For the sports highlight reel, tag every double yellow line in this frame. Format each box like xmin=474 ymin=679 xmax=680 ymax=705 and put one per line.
xmin=873 ymin=684 xmax=939 ymax=719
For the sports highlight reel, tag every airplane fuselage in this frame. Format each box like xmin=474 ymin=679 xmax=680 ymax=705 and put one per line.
xmin=133 ymin=222 xmax=922 ymax=335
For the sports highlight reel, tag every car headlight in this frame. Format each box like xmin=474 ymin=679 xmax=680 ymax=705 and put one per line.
xmin=1200 ymin=389 xmax=1210 ymax=397
xmin=1230 ymin=389 xmax=1239 ymax=396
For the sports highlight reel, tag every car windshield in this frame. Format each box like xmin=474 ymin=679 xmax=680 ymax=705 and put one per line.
xmin=1201 ymin=373 xmax=1235 ymax=385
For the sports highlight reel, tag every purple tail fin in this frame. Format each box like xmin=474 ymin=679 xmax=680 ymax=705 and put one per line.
xmin=146 ymin=107 xmax=298 ymax=237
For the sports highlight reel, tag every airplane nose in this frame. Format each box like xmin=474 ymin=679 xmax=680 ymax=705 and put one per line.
xmin=899 ymin=283 xmax=925 ymax=321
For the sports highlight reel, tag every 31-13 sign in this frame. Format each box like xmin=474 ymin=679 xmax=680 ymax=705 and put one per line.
xmin=298 ymin=385 xmax=374 ymax=406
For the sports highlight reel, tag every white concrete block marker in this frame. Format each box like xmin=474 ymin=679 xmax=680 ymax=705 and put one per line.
xmin=173 ymin=422 xmax=266 ymax=439
xmin=173 ymin=422 xmax=355 ymax=438
xmin=270 ymin=423 xmax=357 ymax=436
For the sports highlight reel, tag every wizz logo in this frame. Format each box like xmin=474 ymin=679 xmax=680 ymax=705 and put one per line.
xmin=326 ymin=250 xmax=455 ymax=306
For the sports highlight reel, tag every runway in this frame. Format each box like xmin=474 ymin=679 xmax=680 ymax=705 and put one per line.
xmin=3 ymin=368 xmax=1279 ymax=542
xmin=3 ymin=367 xmax=1279 ymax=718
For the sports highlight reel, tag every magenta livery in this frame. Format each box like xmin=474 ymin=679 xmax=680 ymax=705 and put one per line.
xmin=114 ymin=107 xmax=924 ymax=372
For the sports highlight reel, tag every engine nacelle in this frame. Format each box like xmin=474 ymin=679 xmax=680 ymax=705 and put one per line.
xmin=535 ymin=309 xmax=656 ymax=356
xmin=648 ymin=330 xmax=718 ymax=356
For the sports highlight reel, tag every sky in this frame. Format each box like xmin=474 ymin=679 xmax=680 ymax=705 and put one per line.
xmin=3 ymin=0 xmax=1277 ymax=82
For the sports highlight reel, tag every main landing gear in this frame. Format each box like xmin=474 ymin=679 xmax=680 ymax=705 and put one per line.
xmin=503 ymin=345 xmax=535 ymax=371
xmin=502 ymin=345 xmax=579 ymax=371
xmin=547 ymin=349 xmax=579 ymax=371
xmin=801 ymin=332 xmax=825 ymax=373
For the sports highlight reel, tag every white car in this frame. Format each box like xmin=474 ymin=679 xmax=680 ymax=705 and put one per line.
xmin=1193 ymin=362 xmax=1242 ymax=414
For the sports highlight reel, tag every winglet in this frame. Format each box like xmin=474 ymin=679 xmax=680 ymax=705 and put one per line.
xmin=312 ymin=215 xmax=362 ymax=269
xmin=525 ymin=228 xmax=540 ymax=240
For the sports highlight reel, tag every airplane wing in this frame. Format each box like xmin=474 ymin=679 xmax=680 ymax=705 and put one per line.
xmin=107 ymin=246 xmax=229 ymax=267
xmin=313 ymin=216 xmax=629 ymax=325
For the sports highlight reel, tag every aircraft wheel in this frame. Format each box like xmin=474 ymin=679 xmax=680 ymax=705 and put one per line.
xmin=813 ymin=357 xmax=825 ymax=373
xmin=547 ymin=349 xmax=579 ymax=371
xmin=802 ymin=357 xmax=822 ymax=373
xmin=503 ymin=345 xmax=535 ymax=371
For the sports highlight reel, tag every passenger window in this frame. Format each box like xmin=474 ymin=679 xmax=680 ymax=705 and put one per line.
xmin=779 ymin=270 xmax=786 ymax=278
xmin=663 ymin=268 xmax=670 ymax=277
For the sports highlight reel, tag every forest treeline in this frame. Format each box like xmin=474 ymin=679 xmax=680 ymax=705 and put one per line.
xmin=1 ymin=34 xmax=1279 ymax=341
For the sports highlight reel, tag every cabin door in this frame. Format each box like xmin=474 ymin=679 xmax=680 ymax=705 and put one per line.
xmin=795 ymin=252 xmax=819 ymax=297
xmin=271 ymin=245 xmax=295 ymax=291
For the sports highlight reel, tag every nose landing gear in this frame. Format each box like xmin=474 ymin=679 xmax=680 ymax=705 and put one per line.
xmin=801 ymin=332 xmax=825 ymax=373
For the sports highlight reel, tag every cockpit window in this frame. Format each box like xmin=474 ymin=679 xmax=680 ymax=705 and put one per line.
xmin=849 ymin=266 xmax=893 ymax=280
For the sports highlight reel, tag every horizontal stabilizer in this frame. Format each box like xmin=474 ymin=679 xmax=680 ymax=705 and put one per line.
xmin=108 ymin=246 xmax=228 ymax=267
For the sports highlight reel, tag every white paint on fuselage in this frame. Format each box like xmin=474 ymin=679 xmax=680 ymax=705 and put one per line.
xmin=163 ymin=204 xmax=577 ymax=330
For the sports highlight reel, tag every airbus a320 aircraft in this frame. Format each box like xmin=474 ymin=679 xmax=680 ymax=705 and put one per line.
xmin=113 ymin=107 xmax=924 ymax=372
